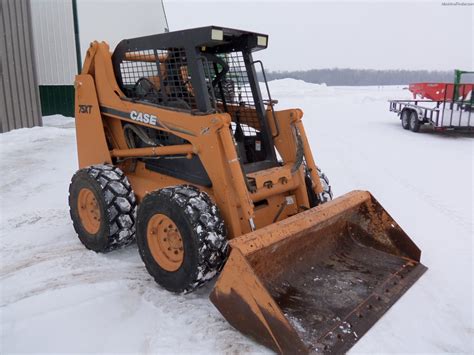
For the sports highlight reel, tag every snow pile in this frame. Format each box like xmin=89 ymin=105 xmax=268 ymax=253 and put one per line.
xmin=42 ymin=114 xmax=75 ymax=128
xmin=1 ymin=86 xmax=473 ymax=353
xmin=261 ymin=78 xmax=335 ymax=98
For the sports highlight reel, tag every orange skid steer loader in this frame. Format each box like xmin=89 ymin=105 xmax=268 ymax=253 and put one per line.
xmin=69 ymin=26 xmax=426 ymax=353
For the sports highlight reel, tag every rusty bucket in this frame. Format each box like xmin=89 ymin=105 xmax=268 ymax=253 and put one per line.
xmin=210 ymin=190 xmax=427 ymax=354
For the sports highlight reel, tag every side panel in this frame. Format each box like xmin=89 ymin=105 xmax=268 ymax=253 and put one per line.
xmin=74 ymin=74 xmax=111 ymax=168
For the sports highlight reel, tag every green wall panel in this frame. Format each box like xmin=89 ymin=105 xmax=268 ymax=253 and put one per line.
xmin=39 ymin=85 xmax=75 ymax=117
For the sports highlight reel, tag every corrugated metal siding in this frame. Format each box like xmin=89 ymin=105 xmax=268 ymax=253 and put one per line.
xmin=0 ymin=0 xmax=42 ymax=133
xmin=29 ymin=0 xmax=169 ymax=88
xmin=30 ymin=0 xmax=77 ymax=85
xmin=12 ymin=0 xmax=168 ymax=119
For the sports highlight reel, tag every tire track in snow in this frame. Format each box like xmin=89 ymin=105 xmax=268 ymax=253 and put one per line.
xmin=0 ymin=244 xmax=86 ymax=279
xmin=2 ymin=208 xmax=69 ymax=230
xmin=1 ymin=202 xmax=260 ymax=352
xmin=1 ymin=261 xmax=151 ymax=307
xmin=2 ymin=241 xmax=265 ymax=353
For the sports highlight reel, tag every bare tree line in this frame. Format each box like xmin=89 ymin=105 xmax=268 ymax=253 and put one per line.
xmin=259 ymin=68 xmax=454 ymax=86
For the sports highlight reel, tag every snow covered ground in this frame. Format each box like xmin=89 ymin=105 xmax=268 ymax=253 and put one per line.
xmin=1 ymin=80 xmax=473 ymax=353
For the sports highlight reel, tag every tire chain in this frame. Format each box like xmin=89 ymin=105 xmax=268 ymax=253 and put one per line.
xmin=156 ymin=185 xmax=228 ymax=292
xmin=82 ymin=164 xmax=137 ymax=251
xmin=317 ymin=167 xmax=333 ymax=203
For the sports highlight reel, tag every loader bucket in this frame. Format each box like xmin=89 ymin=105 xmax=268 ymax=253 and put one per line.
xmin=210 ymin=190 xmax=426 ymax=354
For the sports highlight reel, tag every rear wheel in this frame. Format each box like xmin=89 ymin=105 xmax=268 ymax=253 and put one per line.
xmin=136 ymin=185 xmax=228 ymax=293
xmin=69 ymin=164 xmax=137 ymax=252
xmin=306 ymin=167 xmax=333 ymax=208
xmin=401 ymin=110 xmax=410 ymax=130
xmin=409 ymin=111 xmax=421 ymax=132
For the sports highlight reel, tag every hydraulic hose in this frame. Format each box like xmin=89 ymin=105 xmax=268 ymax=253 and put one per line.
xmin=123 ymin=123 xmax=157 ymax=147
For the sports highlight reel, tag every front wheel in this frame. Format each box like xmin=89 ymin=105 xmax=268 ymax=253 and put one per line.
xmin=136 ymin=185 xmax=228 ymax=293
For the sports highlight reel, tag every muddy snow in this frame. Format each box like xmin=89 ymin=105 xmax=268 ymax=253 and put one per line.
xmin=1 ymin=81 xmax=472 ymax=353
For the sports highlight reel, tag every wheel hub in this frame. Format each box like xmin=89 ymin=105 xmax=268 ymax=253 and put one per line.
xmin=147 ymin=214 xmax=184 ymax=272
xmin=77 ymin=188 xmax=101 ymax=234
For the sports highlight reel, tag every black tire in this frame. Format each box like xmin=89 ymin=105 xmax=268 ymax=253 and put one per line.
xmin=69 ymin=164 xmax=137 ymax=252
xmin=305 ymin=167 xmax=333 ymax=208
xmin=401 ymin=110 xmax=410 ymax=130
xmin=409 ymin=111 xmax=421 ymax=132
xmin=136 ymin=185 xmax=228 ymax=293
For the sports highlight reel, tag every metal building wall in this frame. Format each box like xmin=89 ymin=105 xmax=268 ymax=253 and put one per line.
xmin=26 ymin=0 xmax=169 ymax=118
xmin=30 ymin=0 xmax=78 ymax=117
xmin=0 ymin=0 xmax=42 ymax=133
xmin=77 ymin=0 xmax=169 ymax=56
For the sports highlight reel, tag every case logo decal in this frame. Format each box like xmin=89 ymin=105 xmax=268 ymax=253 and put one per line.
xmin=130 ymin=110 xmax=157 ymax=125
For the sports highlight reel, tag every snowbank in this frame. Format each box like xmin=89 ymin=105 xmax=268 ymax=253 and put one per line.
xmin=42 ymin=114 xmax=75 ymax=128
xmin=263 ymin=78 xmax=334 ymax=98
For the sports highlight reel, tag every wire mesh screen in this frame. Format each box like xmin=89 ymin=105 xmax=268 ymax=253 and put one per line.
xmin=203 ymin=50 xmax=271 ymax=164
xmin=205 ymin=51 xmax=261 ymax=137
xmin=119 ymin=48 xmax=196 ymax=111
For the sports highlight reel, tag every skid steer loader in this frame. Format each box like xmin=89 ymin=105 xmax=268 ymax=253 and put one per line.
xmin=69 ymin=26 xmax=426 ymax=353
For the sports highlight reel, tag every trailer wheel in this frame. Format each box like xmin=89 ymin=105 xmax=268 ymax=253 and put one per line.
xmin=305 ymin=167 xmax=333 ymax=208
xmin=136 ymin=185 xmax=228 ymax=293
xmin=69 ymin=164 xmax=137 ymax=252
xmin=409 ymin=111 xmax=421 ymax=132
xmin=401 ymin=110 xmax=410 ymax=130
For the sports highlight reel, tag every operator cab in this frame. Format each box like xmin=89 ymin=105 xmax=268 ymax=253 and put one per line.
xmin=112 ymin=26 xmax=278 ymax=173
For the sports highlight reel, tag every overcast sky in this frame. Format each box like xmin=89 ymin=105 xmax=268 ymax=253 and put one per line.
xmin=164 ymin=0 xmax=473 ymax=71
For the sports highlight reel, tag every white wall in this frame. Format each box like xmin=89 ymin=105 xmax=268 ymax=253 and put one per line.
xmin=30 ymin=0 xmax=77 ymax=85
xmin=77 ymin=0 xmax=168 ymax=61
xmin=30 ymin=0 xmax=169 ymax=86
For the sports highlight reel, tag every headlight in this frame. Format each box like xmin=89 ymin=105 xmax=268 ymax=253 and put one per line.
xmin=257 ymin=36 xmax=267 ymax=47
xmin=211 ymin=29 xmax=224 ymax=41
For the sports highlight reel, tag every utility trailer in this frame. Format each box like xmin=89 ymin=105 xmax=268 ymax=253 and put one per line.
xmin=389 ymin=83 xmax=473 ymax=132
xmin=389 ymin=70 xmax=474 ymax=132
